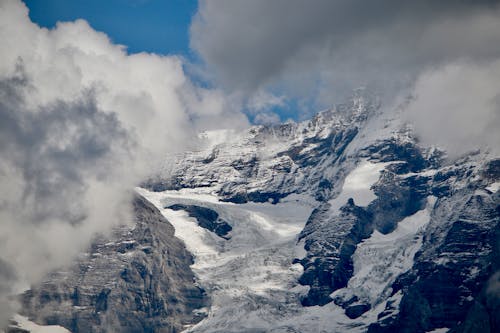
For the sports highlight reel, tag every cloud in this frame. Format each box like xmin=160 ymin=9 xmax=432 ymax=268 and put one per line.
xmin=190 ymin=0 xmax=500 ymax=153
xmin=191 ymin=1 xmax=500 ymax=98
xmin=253 ymin=111 xmax=281 ymax=125
xmin=247 ymin=90 xmax=286 ymax=113
xmin=404 ymin=59 xmax=500 ymax=157
xmin=0 ymin=0 xmax=247 ymax=325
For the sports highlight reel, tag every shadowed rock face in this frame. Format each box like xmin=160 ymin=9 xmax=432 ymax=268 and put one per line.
xmin=368 ymin=189 xmax=500 ymax=333
xmin=298 ymin=202 xmax=373 ymax=306
xmin=297 ymin=140 xmax=430 ymax=308
xmin=20 ymin=196 xmax=208 ymax=333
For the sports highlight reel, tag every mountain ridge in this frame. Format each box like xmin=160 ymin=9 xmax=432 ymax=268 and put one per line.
xmin=13 ymin=92 xmax=500 ymax=332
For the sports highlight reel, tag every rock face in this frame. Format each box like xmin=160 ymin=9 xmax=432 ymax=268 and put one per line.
xmin=298 ymin=201 xmax=374 ymax=306
xmin=20 ymin=195 xmax=208 ymax=333
xmin=369 ymin=183 xmax=499 ymax=333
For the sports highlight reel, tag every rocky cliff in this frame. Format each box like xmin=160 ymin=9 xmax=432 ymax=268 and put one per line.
xmin=18 ymin=196 xmax=208 ymax=333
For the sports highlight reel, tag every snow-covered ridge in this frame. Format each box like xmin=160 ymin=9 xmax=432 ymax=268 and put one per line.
xmin=145 ymin=90 xmax=383 ymax=203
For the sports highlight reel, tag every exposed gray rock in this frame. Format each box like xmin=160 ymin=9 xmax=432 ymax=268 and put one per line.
xmin=345 ymin=304 xmax=371 ymax=319
xmin=20 ymin=195 xmax=208 ymax=333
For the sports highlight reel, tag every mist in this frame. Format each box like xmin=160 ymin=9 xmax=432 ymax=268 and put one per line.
xmin=404 ymin=60 xmax=500 ymax=157
xmin=0 ymin=0 xmax=247 ymax=325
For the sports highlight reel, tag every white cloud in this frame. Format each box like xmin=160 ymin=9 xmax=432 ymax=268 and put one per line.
xmin=253 ymin=111 xmax=281 ymax=125
xmin=0 ymin=0 xmax=247 ymax=325
xmin=404 ymin=60 xmax=500 ymax=157
xmin=247 ymin=90 xmax=286 ymax=113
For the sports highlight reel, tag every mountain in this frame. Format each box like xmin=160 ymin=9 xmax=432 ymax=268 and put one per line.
xmin=12 ymin=90 xmax=499 ymax=333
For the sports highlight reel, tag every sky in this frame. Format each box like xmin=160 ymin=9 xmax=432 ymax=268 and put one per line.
xmin=0 ymin=0 xmax=500 ymax=326
xmin=24 ymin=0 xmax=198 ymax=56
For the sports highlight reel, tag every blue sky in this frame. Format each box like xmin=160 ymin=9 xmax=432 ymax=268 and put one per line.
xmin=24 ymin=0 xmax=197 ymax=56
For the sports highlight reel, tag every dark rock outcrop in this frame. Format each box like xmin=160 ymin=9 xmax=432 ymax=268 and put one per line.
xmin=298 ymin=141 xmax=430 ymax=307
xmin=298 ymin=202 xmax=373 ymax=306
xmin=167 ymin=204 xmax=232 ymax=239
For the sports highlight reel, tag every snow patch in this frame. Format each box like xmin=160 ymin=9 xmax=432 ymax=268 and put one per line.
xmin=426 ymin=328 xmax=450 ymax=333
xmin=486 ymin=181 xmax=500 ymax=193
xmin=9 ymin=315 xmax=70 ymax=333
xmin=329 ymin=159 xmax=391 ymax=212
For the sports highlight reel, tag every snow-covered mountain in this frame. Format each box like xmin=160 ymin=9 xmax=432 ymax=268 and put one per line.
xmin=12 ymin=91 xmax=499 ymax=333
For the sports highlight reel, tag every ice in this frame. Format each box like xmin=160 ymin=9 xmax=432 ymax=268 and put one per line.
xmin=137 ymin=185 xmax=435 ymax=332
xmin=137 ymin=184 xmax=438 ymax=332
xmin=137 ymin=188 xmax=319 ymax=332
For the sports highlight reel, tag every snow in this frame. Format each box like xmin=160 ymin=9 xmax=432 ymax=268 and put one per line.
xmin=151 ymin=187 xmax=221 ymax=203
xmin=403 ymin=168 xmax=438 ymax=178
xmin=486 ymin=181 xmax=500 ymax=193
xmin=329 ymin=159 xmax=391 ymax=212
xmin=426 ymin=328 xmax=449 ymax=333
xmin=199 ymin=129 xmax=238 ymax=147
xmin=9 ymin=314 xmax=70 ymax=333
